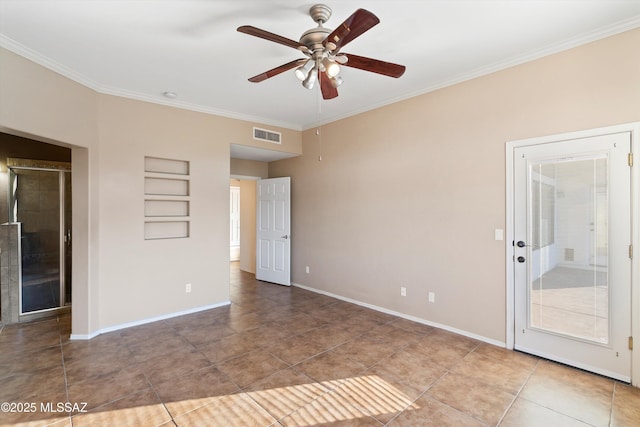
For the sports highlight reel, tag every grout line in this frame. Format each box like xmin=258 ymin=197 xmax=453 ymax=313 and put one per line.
xmin=57 ymin=314 xmax=74 ymax=426
xmin=493 ymin=357 xmax=542 ymax=426
xmin=609 ymin=381 xmax=617 ymax=426
xmin=146 ymin=375 xmax=176 ymax=426
xmin=414 ymin=370 xmax=493 ymax=427
xmin=57 ymin=315 xmax=70 ymax=402
xmin=494 ymin=391 xmax=520 ymax=426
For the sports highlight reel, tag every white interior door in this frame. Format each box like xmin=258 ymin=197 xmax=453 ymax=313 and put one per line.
xmin=514 ymin=132 xmax=632 ymax=381
xmin=256 ymin=177 xmax=291 ymax=286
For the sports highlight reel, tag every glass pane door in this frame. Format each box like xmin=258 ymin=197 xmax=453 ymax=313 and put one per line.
xmin=513 ymin=131 xmax=631 ymax=381
xmin=528 ymin=155 xmax=608 ymax=344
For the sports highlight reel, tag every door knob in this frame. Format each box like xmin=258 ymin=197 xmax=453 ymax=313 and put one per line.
xmin=517 ymin=256 xmax=526 ymax=263
xmin=517 ymin=241 xmax=526 ymax=248
xmin=281 ymin=235 xmax=289 ymax=239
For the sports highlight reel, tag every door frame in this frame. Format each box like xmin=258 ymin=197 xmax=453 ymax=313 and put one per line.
xmin=229 ymin=185 xmax=241 ymax=261
xmin=506 ymin=122 xmax=640 ymax=386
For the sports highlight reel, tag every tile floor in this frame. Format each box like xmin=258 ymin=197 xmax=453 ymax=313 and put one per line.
xmin=1 ymin=263 xmax=639 ymax=426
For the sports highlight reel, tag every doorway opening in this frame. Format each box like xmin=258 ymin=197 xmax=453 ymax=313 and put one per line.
xmin=229 ymin=143 xmax=298 ymax=290
xmin=229 ymin=177 xmax=258 ymax=275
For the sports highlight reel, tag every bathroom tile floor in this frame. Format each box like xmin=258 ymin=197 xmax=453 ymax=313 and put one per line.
xmin=1 ymin=263 xmax=639 ymax=426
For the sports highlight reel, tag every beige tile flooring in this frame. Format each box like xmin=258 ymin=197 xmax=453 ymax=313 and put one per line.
xmin=1 ymin=263 xmax=639 ymax=426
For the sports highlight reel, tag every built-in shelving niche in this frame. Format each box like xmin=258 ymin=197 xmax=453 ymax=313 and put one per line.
xmin=144 ymin=157 xmax=190 ymax=240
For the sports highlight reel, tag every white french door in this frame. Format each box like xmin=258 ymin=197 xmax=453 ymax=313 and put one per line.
xmin=256 ymin=177 xmax=291 ymax=286
xmin=513 ymin=132 xmax=632 ymax=381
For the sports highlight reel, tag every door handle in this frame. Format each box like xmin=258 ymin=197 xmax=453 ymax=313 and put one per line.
xmin=516 ymin=240 xmax=537 ymax=249
xmin=517 ymin=256 xmax=526 ymax=263
xmin=281 ymin=235 xmax=289 ymax=239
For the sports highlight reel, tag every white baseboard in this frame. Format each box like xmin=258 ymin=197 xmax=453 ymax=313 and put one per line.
xmin=70 ymin=283 xmax=506 ymax=348
xmin=69 ymin=301 xmax=231 ymax=340
xmin=292 ymin=282 xmax=505 ymax=348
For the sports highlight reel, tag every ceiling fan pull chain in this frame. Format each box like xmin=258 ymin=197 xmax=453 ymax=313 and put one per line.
xmin=316 ymin=90 xmax=323 ymax=162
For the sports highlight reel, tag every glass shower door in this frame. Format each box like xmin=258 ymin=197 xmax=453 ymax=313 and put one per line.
xmin=10 ymin=168 xmax=71 ymax=314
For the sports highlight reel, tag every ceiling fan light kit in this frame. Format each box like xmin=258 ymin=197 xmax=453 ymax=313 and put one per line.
xmin=295 ymin=60 xmax=314 ymax=81
xmin=237 ymin=4 xmax=406 ymax=100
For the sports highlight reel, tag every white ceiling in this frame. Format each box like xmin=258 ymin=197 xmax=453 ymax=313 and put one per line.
xmin=230 ymin=143 xmax=298 ymax=162
xmin=2 ymin=0 xmax=640 ymax=135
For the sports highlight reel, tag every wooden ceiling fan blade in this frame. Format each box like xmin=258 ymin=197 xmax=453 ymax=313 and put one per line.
xmin=237 ymin=25 xmax=303 ymax=50
xmin=248 ymin=59 xmax=307 ymax=83
xmin=324 ymin=9 xmax=379 ymax=51
xmin=342 ymin=53 xmax=406 ymax=78
xmin=320 ymin=72 xmax=339 ymax=100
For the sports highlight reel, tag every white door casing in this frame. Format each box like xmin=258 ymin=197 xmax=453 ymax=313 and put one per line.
xmin=230 ymin=186 xmax=240 ymax=261
xmin=256 ymin=177 xmax=291 ymax=286
xmin=507 ymin=127 xmax=636 ymax=383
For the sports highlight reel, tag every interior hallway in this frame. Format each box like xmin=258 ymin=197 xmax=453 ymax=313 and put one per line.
xmin=0 ymin=262 xmax=639 ymax=426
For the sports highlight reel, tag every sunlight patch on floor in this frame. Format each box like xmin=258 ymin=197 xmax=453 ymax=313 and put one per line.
xmin=246 ymin=375 xmax=419 ymax=425
xmin=70 ymin=374 xmax=418 ymax=426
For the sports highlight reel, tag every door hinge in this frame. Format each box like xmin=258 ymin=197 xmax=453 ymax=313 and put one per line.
xmin=630 ymin=245 xmax=633 ymax=259
xmin=629 ymin=153 xmax=633 ymax=167
xmin=629 ymin=336 xmax=634 ymax=351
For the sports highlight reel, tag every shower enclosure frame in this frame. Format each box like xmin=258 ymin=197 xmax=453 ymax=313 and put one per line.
xmin=7 ymin=158 xmax=71 ymax=319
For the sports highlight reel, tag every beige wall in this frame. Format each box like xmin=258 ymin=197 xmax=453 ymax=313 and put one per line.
xmin=96 ymin=95 xmax=233 ymax=327
xmin=239 ymin=180 xmax=257 ymax=274
xmin=269 ymin=29 xmax=640 ymax=343
xmin=0 ymin=47 xmax=301 ymax=335
xmin=231 ymin=158 xmax=269 ymax=178
xmin=0 ymin=50 xmax=98 ymax=148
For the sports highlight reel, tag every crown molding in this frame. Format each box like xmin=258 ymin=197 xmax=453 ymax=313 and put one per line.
xmin=301 ymin=16 xmax=640 ymax=130
xmin=0 ymin=34 xmax=303 ymax=131
xmin=3 ymin=13 xmax=640 ymax=133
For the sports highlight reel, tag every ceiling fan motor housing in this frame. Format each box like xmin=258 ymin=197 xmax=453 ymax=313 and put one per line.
xmin=300 ymin=26 xmax=331 ymax=58
xmin=309 ymin=4 xmax=332 ymax=24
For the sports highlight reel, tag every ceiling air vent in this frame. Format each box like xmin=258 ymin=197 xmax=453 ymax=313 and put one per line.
xmin=253 ymin=127 xmax=281 ymax=144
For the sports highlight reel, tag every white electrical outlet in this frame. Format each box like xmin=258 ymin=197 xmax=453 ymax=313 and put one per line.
xmin=400 ymin=287 xmax=407 ymax=297
xmin=428 ymin=292 xmax=435 ymax=303
xmin=305 ymin=266 xmax=310 ymax=274
xmin=186 ymin=283 xmax=192 ymax=293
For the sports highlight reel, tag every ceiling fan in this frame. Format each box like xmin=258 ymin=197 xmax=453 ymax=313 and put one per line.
xmin=237 ymin=4 xmax=406 ymax=100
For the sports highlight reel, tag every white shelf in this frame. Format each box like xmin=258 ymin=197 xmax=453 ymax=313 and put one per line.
xmin=144 ymin=156 xmax=190 ymax=240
